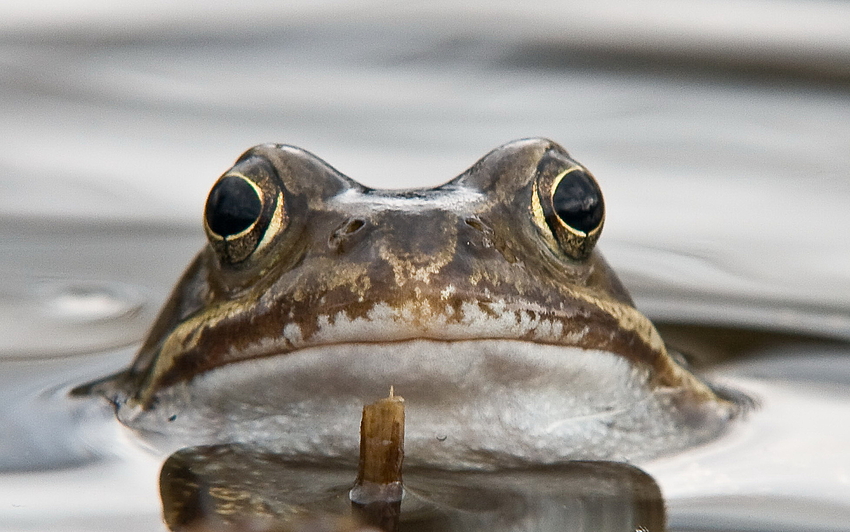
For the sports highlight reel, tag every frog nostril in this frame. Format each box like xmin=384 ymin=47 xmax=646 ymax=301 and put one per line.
xmin=464 ymin=217 xmax=495 ymax=236
xmin=343 ymin=219 xmax=365 ymax=234
xmin=464 ymin=217 xmax=495 ymax=249
xmin=464 ymin=217 xmax=485 ymax=231
xmin=328 ymin=218 xmax=367 ymax=251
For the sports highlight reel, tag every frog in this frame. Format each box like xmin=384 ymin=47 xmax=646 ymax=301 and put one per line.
xmin=80 ymin=138 xmax=740 ymax=468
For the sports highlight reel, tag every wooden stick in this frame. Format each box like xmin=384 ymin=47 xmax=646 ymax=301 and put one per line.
xmin=350 ymin=388 xmax=405 ymax=532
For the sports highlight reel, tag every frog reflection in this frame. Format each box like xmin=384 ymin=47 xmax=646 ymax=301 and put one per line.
xmin=159 ymin=444 xmax=666 ymax=532
xmin=80 ymin=138 xmax=739 ymax=467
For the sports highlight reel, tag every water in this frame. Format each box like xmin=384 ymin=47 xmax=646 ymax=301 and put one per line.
xmin=2 ymin=2 xmax=850 ymax=530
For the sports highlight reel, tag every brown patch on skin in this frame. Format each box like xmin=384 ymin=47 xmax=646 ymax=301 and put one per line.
xmin=440 ymin=295 xmax=467 ymax=325
xmin=103 ymin=139 xmax=721 ymax=408
xmin=475 ymin=301 xmax=500 ymax=320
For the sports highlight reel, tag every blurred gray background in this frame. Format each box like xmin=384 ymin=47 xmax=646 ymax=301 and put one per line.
xmin=2 ymin=0 xmax=850 ymax=355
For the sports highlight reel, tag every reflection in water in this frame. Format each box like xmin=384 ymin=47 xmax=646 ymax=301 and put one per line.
xmin=159 ymin=445 xmax=665 ymax=532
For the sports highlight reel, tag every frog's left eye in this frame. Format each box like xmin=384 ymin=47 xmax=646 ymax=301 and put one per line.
xmin=533 ymin=151 xmax=605 ymax=260
xmin=551 ymin=169 xmax=604 ymax=234
xmin=204 ymin=158 xmax=286 ymax=264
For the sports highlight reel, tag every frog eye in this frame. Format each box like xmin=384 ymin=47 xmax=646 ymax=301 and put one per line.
xmin=533 ymin=151 xmax=605 ymax=260
xmin=204 ymin=158 xmax=286 ymax=264
xmin=206 ymin=176 xmax=262 ymax=237
xmin=551 ymin=169 xmax=604 ymax=234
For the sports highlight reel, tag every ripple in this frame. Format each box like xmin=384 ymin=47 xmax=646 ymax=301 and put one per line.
xmin=37 ymin=280 xmax=143 ymax=323
xmin=0 ymin=278 xmax=151 ymax=359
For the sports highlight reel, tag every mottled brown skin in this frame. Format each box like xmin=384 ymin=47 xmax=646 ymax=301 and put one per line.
xmin=93 ymin=138 xmax=717 ymax=411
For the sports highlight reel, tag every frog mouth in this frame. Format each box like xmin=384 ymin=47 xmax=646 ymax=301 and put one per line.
xmin=141 ymin=296 xmax=675 ymax=404
xmin=113 ymin=338 xmax=734 ymax=467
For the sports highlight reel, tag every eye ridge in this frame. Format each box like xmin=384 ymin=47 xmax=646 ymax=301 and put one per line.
xmin=551 ymin=168 xmax=604 ymax=234
xmin=205 ymin=175 xmax=264 ymax=238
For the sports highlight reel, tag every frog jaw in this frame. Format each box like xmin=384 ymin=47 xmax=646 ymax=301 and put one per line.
xmin=111 ymin=339 xmax=736 ymax=468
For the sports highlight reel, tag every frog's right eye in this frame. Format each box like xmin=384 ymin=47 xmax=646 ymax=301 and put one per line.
xmin=204 ymin=157 xmax=287 ymax=264
xmin=206 ymin=176 xmax=262 ymax=237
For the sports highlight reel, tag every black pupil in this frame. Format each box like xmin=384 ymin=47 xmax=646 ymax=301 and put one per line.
xmin=552 ymin=170 xmax=603 ymax=233
xmin=205 ymin=176 xmax=262 ymax=237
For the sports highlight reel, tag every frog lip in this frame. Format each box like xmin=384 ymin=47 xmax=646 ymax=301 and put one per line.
xmin=231 ymin=297 xmax=659 ymax=369
xmin=139 ymin=297 xmax=672 ymax=406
